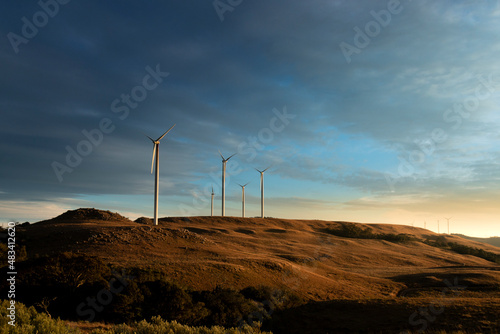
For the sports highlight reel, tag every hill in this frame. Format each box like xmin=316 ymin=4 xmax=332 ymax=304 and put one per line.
xmin=453 ymin=233 xmax=500 ymax=248
xmin=9 ymin=208 xmax=500 ymax=332
xmin=18 ymin=209 xmax=500 ymax=300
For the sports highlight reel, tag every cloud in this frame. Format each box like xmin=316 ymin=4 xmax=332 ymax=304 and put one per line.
xmin=0 ymin=0 xmax=499 ymax=236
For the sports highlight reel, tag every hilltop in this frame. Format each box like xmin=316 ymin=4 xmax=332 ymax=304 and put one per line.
xmin=18 ymin=208 xmax=500 ymax=301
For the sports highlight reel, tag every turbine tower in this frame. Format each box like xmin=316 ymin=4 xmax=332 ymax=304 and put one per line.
xmin=255 ymin=167 xmax=270 ymax=218
xmin=219 ymin=151 xmax=236 ymax=217
xmin=146 ymin=124 xmax=175 ymax=226
xmin=238 ymin=182 xmax=249 ymax=218
xmin=211 ymin=186 xmax=215 ymax=217
xmin=437 ymin=220 xmax=440 ymax=234
xmin=445 ymin=217 xmax=452 ymax=234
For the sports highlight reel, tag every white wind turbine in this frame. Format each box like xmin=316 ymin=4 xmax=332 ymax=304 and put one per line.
xmin=211 ymin=186 xmax=215 ymax=216
xmin=255 ymin=166 xmax=270 ymax=218
xmin=146 ymin=124 xmax=175 ymax=226
xmin=238 ymin=182 xmax=250 ymax=218
xmin=445 ymin=217 xmax=452 ymax=234
xmin=219 ymin=151 xmax=236 ymax=216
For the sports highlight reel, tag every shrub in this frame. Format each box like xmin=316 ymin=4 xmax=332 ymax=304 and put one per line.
xmin=323 ymin=223 xmax=416 ymax=243
xmin=424 ymin=239 xmax=500 ymax=264
xmin=0 ymin=300 xmax=272 ymax=334
xmin=195 ymin=286 xmax=258 ymax=328
xmin=0 ymin=299 xmax=79 ymax=334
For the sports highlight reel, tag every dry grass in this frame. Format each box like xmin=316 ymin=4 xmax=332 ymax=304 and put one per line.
xmin=22 ymin=213 xmax=500 ymax=300
xmin=17 ymin=209 xmax=500 ymax=333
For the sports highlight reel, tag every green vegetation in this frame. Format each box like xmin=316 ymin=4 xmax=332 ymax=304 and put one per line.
xmin=322 ymin=223 xmax=416 ymax=243
xmin=0 ymin=299 xmax=80 ymax=334
xmin=0 ymin=300 xmax=270 ymax=334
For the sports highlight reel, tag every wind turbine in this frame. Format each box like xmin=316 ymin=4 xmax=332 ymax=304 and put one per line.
xmin=211 ymin=186 xmax=215 ymax=217
xmin=445 ymin=217 xmax=452 ymax=234
xmin=146 ymin=124 xmax=175 ymax=226
xmin=219 ymin=151 xmax=236 ymax=217
xmin=255 ymin=166 xmax=270 ymax=218
xmin=238 ymin=182 xmax=249 ymax=218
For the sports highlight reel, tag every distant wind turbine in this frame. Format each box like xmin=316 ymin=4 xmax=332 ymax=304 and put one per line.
xmin=146 ymin=124 xmax=175 ymax=226
xmin=255 ymin=166 xmax=270 ymax=218
xmin=445 ymin=217 xmax=452 ymax=234
xmin=219 ymin=151 xmax=236 ymax=217
xmin=238 ymin=182 xmax=249 ymax=218
xmin=211 ymin=186 xmax=215 ymax=217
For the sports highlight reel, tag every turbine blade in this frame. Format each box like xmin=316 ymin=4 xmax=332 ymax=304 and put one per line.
xmin=263 ymin=165 xmax=271 ymax=172
xmin=150 ymin=144 xmax=157 ymax=174
xmin=218 ymin=150 xmax=225 ymax=160
xmin=227 ymin=153 xmax=237 ymax=161
xmin=243 ymin=182 xmax=250 ymax=187
xmin=255 ymin=168 xmax=262 ymax=173
xmin=157 ymin=124 xmax=176 ymax=141
xmin=146 ymin=135 xmax=155 ymax=143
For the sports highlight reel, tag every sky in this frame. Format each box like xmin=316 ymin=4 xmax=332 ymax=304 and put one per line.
xmin=1 ymin=0 xmax=499 ymax=237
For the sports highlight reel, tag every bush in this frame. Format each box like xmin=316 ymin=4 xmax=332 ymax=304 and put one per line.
xmin=0 ymin=252 xmax=112 ymax=320
xmin=0 ymin=300 xmax=272 ymax=334
xmin=424 ymin=239 xmax=500 ymax=264
xmin=90 ymin=316 xmax=271 ymax=334
xmin=195 ymin=287 xmax=258 ymax=328
xmin=0 ymin=299 xmax=79 ymax=334
xmin=323 ymin=223 xmax=416 ymax=243
xmin=139 ymin=280 xmax=209 ymax=325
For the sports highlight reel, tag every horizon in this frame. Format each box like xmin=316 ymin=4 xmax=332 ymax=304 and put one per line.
xmin=1 ymin=1 xmax=500 ymax=238
xmin=1 ymin=207 xmax=499 ymax=240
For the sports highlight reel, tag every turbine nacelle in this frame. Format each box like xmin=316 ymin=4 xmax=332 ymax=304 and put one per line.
xmin=255 ymin=166 xmax=270 ymax=174
xmin=149 ymin=124 xmax=176 ymax=174
xmin=238 ymin=182 xmax=250 ymax=188
xmin=219 ymin=150 xmax=236 ymax=163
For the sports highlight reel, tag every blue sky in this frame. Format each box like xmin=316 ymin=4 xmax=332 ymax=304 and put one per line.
xmin=1 ymin=0 xmax=499 ymax=237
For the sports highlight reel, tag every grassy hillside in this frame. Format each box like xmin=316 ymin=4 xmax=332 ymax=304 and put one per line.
xmin=454 ymin=233 xmax=500 ymax=248
xmin=4 ymin=208 xmax=500 ymax=333
xmin=19 ymin=209 xmax=500 ymax=300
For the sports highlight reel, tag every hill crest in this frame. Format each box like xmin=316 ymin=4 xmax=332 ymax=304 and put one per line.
xmin=18 ymin=209 xmax=500 ymax=301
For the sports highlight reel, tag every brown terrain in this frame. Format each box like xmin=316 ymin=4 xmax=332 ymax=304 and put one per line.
xmin=16 ymin=208 xmax=500 ymax=333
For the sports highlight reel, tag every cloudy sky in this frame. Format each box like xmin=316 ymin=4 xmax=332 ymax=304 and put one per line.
xmin=1 ymin=0 xmax=499 ymax=237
